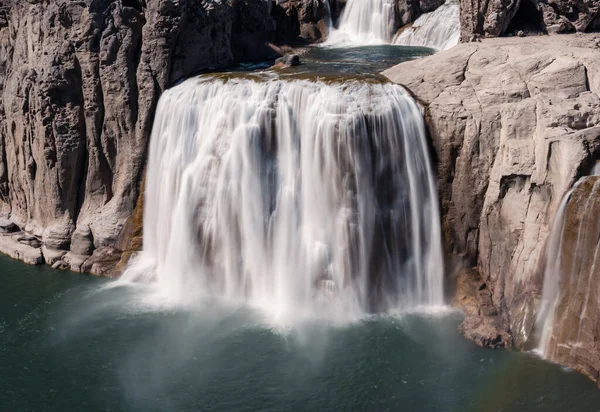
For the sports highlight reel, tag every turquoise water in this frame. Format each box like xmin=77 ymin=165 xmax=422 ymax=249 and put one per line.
xmin=1 ymin=254 xmax=600 ymax=411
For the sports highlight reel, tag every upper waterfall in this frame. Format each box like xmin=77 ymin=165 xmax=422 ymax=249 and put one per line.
xmin=394 ymin=0 xmax=460 ymax=51
xmin=325 ymin=0 xmax=460 ymax=50
xmin=325 ymin=0 xmax=397 ymax=46
xmin=123 ymin=75 xmax=444 ymax=323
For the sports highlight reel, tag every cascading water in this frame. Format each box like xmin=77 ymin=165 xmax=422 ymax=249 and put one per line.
xmin=123 ymin=75 xmax=444 ymax=323
xmin=325 ymin=0 xmax=397 ymax=45
xmin=394 ymin=0 xmax=460 ymax=51
xmin=325 ymin=0 xmax=460 ymax=50
xmin=536 ymin=167 xmax=600 ymax=357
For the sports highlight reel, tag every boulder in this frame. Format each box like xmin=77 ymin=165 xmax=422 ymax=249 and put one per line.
xmin=459 ymin=315 xmax=513 ymax=348
xmin=273 ymin=54 xmax=301 ymax=69
xmin=543 ymin=177 xmax=600 ymax=385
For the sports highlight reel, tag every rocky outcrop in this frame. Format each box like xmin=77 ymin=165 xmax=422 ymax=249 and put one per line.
xmin=396 ymin=0 xmax=445 ymax=27
xmin=0 ymin=0 xmax=323 ymax=274
xmin=384 ymin=34 xmax=600 ymax=351
xmin=272 ymin=0 xmax=334 ymax=44
xmin=544 ymin=176 xmax=600 ymax=386
xmin=460 ymin=0 xmax=600 ymax=39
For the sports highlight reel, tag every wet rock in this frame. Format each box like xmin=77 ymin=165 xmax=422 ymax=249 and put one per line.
xmin=82 ymin=246 xmax=122 ymax=277
xmin=451 ymin=268 xmax=481 ymax=316
xmin=51 ymin=260 xmax=68 ymax=270
xmin=273 ymin=54 xmax=301 ymax=68
xmin=460 ymin=315 xmax=513 ymax=348
xmin=543 ymin=177 xmax=600 ymax=386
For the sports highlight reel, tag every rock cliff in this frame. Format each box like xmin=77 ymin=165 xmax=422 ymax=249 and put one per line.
xmin=460 ymin=0 xmax=600 ymax=39
xmin=0 ymin=0 xmax=333 ymax=275
xmin=384 ymin=34 xmax=600 ymax=350
xmin=544 ymin=176 xmax=600 ymax=386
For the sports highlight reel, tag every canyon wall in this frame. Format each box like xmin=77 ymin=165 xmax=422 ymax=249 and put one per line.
xmin=461 ymin=0 xmax=600 ymax=40
xmin=385 ymin=35 xmax=600 ymax=354
xmin=0 ymin=0 xmax=334 ymax=274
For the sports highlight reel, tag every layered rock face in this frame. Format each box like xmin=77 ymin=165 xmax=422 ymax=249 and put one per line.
xmin=384 ymin=34 xmax=600 ymax=349
xmin=272 ymin=0 xmax=335 ymax=44
xmin=0 ymin=0 xmax=323 ymax=275
xmin=461 ymin=0 xmax=600 ymax=39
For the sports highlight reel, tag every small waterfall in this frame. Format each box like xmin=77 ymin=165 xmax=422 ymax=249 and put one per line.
xmin=123 ymin=76 xmax=444 ymax=322
xmin=536 ymin=167 xmax=600 ymax=357
xmin=325 ymin=0 xmax=397 ymax=46
xmin=394 ymin=0 xmax=460 ymax=51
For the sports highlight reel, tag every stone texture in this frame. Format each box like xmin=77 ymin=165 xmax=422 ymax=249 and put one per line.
xmin=460 ymin=0 xmax=600 ymax=40
xmin=272 ymin=0 xmax=334 ymax=44
xmin=459 ymin=315 xmax=513 ymax=348
xmin=544 ymin=176 xmax=600 ymax=386
xmin=396 ymin=0 xmax=445 ymax=27
xmin=384 ymin=34 xmax=600 ymax=350
xmin=0 ymin=0 xmax=322 ymax=274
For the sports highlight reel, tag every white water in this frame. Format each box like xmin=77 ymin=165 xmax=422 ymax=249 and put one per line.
xmin=535 ymin=189 xmax=574 ymax=356
xmin=394 ymin=0 xmax=460 ymax=51
xmin=123 ymin=76 xmax=444 ymax=324
xmin=536 ymin=167 xmax=600 ymax=356
xmin=325 ymin=0 xmax=397 ymax=46
xmin=325 ymin=0 xmax=460 ymax=50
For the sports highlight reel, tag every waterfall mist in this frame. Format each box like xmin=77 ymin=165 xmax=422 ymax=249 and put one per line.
xmin=122 ymin=76 xmax=444 ymax=324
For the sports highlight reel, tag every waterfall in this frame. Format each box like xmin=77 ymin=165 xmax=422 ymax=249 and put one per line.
xmin=123 ymin=76 xmax=444 ymax=322
xmin=394 ymin=0 xmax=460 ymax=51
xmin=536 ymin=168 xmax=600 ymax=357
xmin=325 ymin=0 xmax=397 ymax=46
xmin=324 ymin=0 xmax=460 ymax=50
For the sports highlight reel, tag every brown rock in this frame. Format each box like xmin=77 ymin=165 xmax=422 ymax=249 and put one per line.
xmin=460 ymin=315 xmax=513 ymax=348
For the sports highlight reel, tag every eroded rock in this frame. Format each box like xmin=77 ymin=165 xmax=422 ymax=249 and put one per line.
xmin=384 ymin=35 xmax=600 ymax=351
